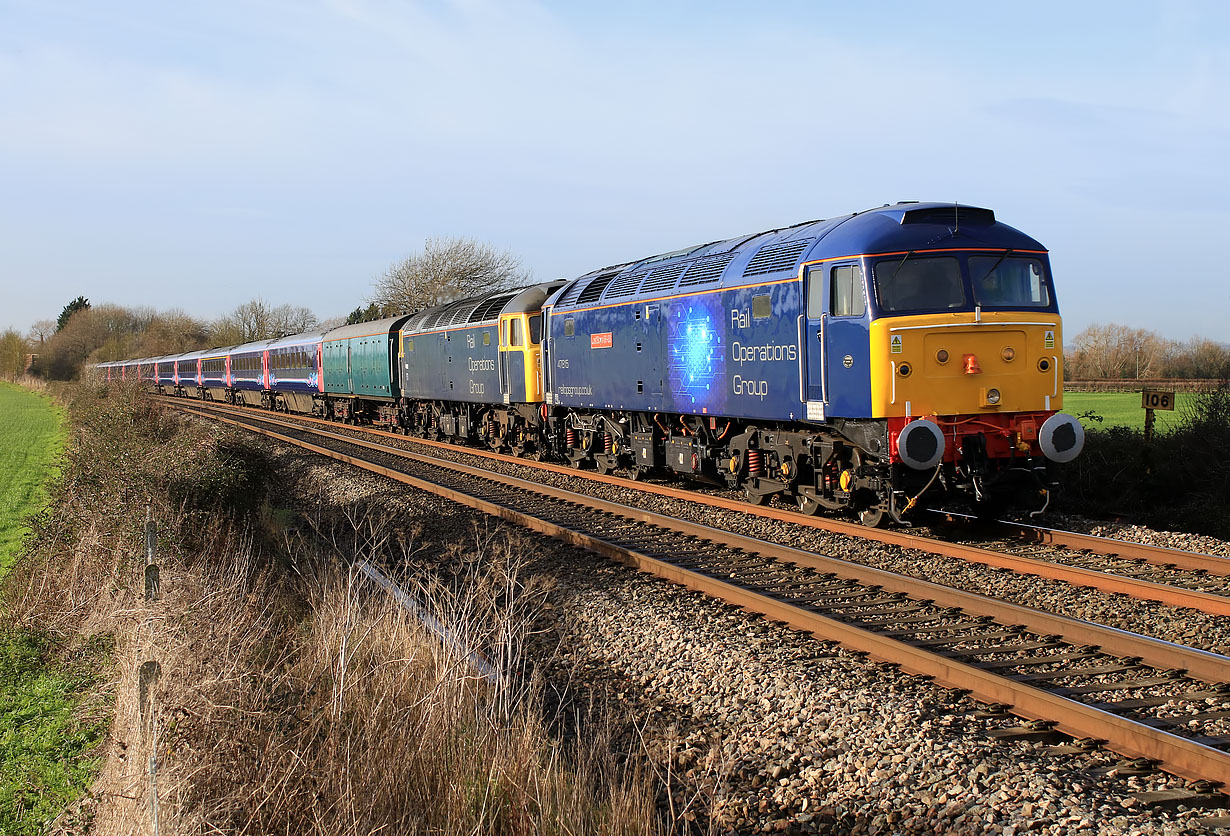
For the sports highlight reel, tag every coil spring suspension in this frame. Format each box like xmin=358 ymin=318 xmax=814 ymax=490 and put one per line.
xmin=566 ymin=428 xmax=578 ymax=448
xmin=747 ymin=448 xmax=765 ymax=477
xmin=487 ymin=418 xmax=498 ymax=438
xmin=603 ymin=433 xmax=614 ymax=454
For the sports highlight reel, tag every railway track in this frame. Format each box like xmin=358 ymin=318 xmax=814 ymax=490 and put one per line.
xmin=165 ymin=398 xmax=1230 ymax=794
xmin=157 ymin=395 xmax=1230 ymax=618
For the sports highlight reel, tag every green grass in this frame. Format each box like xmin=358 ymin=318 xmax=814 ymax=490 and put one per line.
xmin=0 ymin=384 xmax=103 ymax=835
xmin=0 ymin=383 xmax=65 ymax=578
xmin=1062 ymin=391 xmax=1187 ymax=432
xmin=0 ymin=632 xmax=108 ymax=835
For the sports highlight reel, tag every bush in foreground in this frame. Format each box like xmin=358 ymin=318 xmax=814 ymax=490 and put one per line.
xmin=1060 ymin=384 xmax=1230 ymax=537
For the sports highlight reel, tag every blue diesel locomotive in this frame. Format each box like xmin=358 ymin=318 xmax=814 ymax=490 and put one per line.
xmin=97 ymin=201 xmax=1084 ymax=525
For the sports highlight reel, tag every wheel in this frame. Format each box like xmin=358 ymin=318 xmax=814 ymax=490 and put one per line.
xmin=744 ymin=487 xmax=769 ymax=506
xmin=627 ymin=467 xmax=646 ymax=482
xmin=796 ymin=494 xmax=822 ymax=516
xmin=859 ymin=506 xmax=888 ymax=528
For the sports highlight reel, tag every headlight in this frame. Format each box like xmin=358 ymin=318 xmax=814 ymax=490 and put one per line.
xmin=987 ymin=388 xmax=1001 ymax=404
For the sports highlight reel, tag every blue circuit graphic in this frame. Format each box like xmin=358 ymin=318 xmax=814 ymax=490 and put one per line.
xmin=667 ymin=299 xmax=725 ymax=412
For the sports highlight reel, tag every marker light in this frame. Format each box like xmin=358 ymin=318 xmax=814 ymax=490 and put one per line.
xmin=1001 ymin=346 xmax=1016 ymax=362
xmin=963 ymin=354 xmax=982 ymax=374
xmin=936 ymin=349 xmax=949 ymax=364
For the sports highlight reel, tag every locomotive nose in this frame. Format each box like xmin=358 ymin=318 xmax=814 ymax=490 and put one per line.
xmin=1039 ymin=412 xmax=1085 ymax=462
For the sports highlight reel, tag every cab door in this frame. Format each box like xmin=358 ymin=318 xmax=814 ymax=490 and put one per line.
xmin=805 ymin=262 xmax=871 ymax=419
xmin=499 ymin=314 xmax=528 ymax=403
xmin=803 ymin=265 xmax=828 ymax=417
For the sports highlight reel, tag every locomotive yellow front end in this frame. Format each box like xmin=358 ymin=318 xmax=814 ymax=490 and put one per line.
xmin=864 ymin=247 xmax=1084 ymax=514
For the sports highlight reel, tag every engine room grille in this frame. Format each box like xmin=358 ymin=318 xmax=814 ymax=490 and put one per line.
xmin=602 ymin=270 xmax=648 ymax=300
xmin=742 ymin=239 xmax=812 ymax=278
xmin=469 ymin=293 xmax=517 ymax=323
xmin=558 ymin=278 xmax=596 ymax=308
xmin=639 ymin=262 xmax=688 ymax=294
xmin=445 ymin=301 xmax=481 ymax=327
xmin=679 ymin=252 xmax=736 ymax=286
xmin=577 ymin=271 xmax=619 ymax=305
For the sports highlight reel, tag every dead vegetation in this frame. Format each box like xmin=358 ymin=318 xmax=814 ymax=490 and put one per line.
xmin=5 ymin=382 xmax=674 ymax=835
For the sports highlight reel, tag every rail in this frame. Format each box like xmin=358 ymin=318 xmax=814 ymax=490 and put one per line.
xmin=168 ymin=400 xmax=1230 ymax=791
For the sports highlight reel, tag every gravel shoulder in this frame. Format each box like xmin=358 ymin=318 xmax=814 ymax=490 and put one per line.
xmin=234 ymin=419 xmax=1226 ymax=836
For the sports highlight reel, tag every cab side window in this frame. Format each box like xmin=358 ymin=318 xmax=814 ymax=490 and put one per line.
xmin=831 ymin=264 xmax=866 ymax=317
xmin=510 ymin=318 xmax=524 ymax=347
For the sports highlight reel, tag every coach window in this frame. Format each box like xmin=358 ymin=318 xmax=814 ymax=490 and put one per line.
xmin=830 ymin=265 xmax=866 ymax=317
xmin=510 ymin=318 xmax=524 ymax=347
xmin=528 ymin=314 xmax=542 ymax=344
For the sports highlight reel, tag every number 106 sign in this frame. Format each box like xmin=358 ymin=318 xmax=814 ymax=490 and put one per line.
xmin=1141 ymin=389 xmax=1175 ymax=411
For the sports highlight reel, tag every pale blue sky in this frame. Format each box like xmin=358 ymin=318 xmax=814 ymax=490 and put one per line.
xmin=2 ymin=1 xmax=1227 ymax=341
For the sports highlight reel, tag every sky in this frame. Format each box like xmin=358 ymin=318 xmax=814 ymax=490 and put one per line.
xmin=1 ymin=0 xmax=1228 ymax=342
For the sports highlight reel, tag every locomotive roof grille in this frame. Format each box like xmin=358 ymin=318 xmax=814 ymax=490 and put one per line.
xmin=901 ymin=206 xmax=995 ymax=226
xmin=421 ymin=309 xmax=448 ymax=330
xmin=577 ymin=271 xmax=620 ymax=305
xmin=602 ymin=269 xmax=648 ymax=300
xmin=679 ymin=252 xmax=736 ymax=286
xmin=639 ymin=262 xmax=688 ymax=294
xmin=555 ymin=278 xmax=590 ymax=307
xmin=469 ymin=293 xmax=517 ymax=323
xmin=742 ymin=239 xmax=813 ymax=278
xmin=446 ymin=301 xmax=482 ymax=326
xmin=403 ymin=311 xmax=429 ymax=331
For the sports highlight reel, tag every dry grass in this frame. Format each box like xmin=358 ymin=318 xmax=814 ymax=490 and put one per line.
xmin=152 ymin=523 xmax=665 ymax=836
xmin=4 ymin=382 xmax=674 ymax=834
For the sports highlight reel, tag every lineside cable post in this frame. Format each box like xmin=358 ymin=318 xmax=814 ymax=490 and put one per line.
xmin=139 ymin=505 xmax=162 ymax=835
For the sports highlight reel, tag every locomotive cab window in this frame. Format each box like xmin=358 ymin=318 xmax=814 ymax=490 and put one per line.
xmin=528 ymin=314 xmax=542 ymax=344
xmin=510 ymin=318 xmax=524 ymax=347
xmin=830 ymin=265 xmax=866 ymax=317
xmin=874 ymin=256 xmax=965 ymax=313
xmin=970 ymin=256 xmax=1050 ymax=308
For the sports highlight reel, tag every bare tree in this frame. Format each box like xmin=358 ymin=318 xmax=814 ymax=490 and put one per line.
xmin=27 ymin=319 xmax=56 ymax=345
xmin=370 ymin=237 xmax=529 ymax=315
xmin=1068 ymin=323 xmax=1167 ymax=379
xmin=210 ymin=299 xmax=318 ymax=345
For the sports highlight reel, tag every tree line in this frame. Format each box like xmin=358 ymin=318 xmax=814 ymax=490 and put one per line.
xmin=1065 ymin=323 xmax=1230 ymax=381
xmin=2 ymin=237 xmax=526 ymax=381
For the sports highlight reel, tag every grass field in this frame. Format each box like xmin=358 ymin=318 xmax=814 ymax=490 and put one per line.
xmin=1062 ymin=391 xmax=1187 ymax=433
xmin=0 ymin=383 xmax=65 ymax=578
xmin=0 ymin=384 xmax=105 ymax=836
